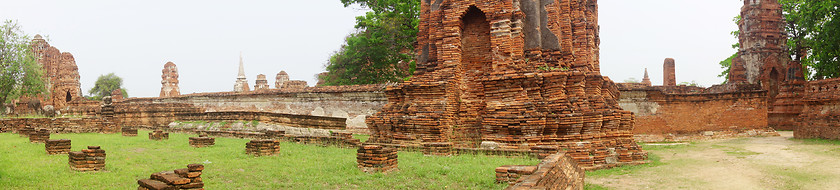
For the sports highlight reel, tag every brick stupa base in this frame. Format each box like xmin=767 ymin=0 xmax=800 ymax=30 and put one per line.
xmin=69 ymin=146 xmax=105 ymax=171
xmin=29 ymin=129 xmax=49 ymax=143
xmin=245 ymin=139 xmax=280 ymax=156
xmin=357 ymin=145 xmax=398 ymax=173
xmin=189 ymin=135 xmax=215 ymax=148
xmin=46 ymin=139 xmax=71 ymax=155
xmin=422 ymin=142 xmax=453 ymax=156
xmin=138 ymin=164 xmax=205 ymax=190
xmin=122 ymin=127 xmax=138 ymax=136
xmin=149 ymin=130 xmax=169 ymax=141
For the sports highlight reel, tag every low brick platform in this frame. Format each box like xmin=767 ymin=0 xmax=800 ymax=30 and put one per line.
xmin=29 ymin=129 xmax=50 ymax=143
xmin=46 ymin=139 xmax=71 ymax=155
xmin=138 ymin=164 xmax=205 ymax=190
xmin=189 ymin=135 xmax=215 ymax=148
xmin=357 ymin=145 xmax=398 ymax=173
xmin=245 ymin=139 xmax=280 ymax=156
xmin=530 ymin=145 xmax=561 ymax=159
xmin=122 ymin=127 xmax=138 ymax=136
xmin=69 ymin=146 xmax=106 ymax=171
xmin=263 ymin=130 xmax=285 ymax=139
xmin=422 ymin=142 xmax=453 ymax=156
xmin=149 ymin=130 xmax=169 ymax=140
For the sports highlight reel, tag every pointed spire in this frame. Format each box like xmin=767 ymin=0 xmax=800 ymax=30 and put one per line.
xmin=641 ymin=68 xmax=652 ymax=86
xmin=238 ymin=52 xmax=246 ymax=79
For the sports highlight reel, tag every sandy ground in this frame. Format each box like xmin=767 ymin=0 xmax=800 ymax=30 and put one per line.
xmin=588 ymin=132 xmax=840 ymax=189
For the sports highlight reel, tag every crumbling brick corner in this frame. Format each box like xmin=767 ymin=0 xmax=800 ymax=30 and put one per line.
xmin=69 ymin=146 xmax=106 ymax=171
xmin=138 ymin=164 xmax=205 ymax=190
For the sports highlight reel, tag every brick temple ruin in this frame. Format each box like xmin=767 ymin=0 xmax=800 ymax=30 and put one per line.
xmin=365 ymin=0 xmax=648 ymax=168
xmin=12 ymin=35 xmax=92 ymax=113
xmin=160 ymin=62 xmax=181 ymax=98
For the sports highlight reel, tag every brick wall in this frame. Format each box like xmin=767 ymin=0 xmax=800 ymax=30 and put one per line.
xmin=795 ymin=78 xmax=840 ymax=140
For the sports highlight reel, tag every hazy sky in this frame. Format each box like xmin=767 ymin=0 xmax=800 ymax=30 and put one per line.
xmin=0 ymin=0 xmax=741 ymax=98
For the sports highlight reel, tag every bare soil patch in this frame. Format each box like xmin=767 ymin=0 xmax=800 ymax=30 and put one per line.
xmin=588 ymin=132 xmax=840 ymax=189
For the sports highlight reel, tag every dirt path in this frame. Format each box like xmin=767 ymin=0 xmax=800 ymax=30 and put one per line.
xmin=588 ymin=132 xmax=840 ymax=189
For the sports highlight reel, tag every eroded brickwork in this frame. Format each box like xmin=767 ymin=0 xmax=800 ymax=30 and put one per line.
xmin=160 ymin=62 xmax=181 ymax=97
xmin=69 ymin=146 xmax=106 ymax=171
xmin=795 ymin=78 xmax=840 ymax=140
xmin=138 ymin=164 xmax=205 ymax=190
xmin=254 ymin=74 xmax=269 ymax=91
xmin=276 ymin=71 xmax=289 ymax=89
xmin=366 ymin=0 xmax=647 ymax=168
xmin=663 ymin=58 xmax=676 ymax=86
xmin=29 ymin=35 xmax=86 ymax=110
xmin=499 ymin=152 xmax=584 ymax=189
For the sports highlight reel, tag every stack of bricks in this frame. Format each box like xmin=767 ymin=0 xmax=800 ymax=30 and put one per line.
xmin=331 ymin=131 xmax=361 ymax=146
xmin=245 ymin=139 xmax=280 ymax=156
xmin=18 ymin=126 xmax=35 ymax=137
xmin=188 ymin=135 xmax=215 ymax=148
xmin=149 ymin=130 xmax=169 ymax=140
xmin=68 ymin=146 xmax=105 ymax=171
xmin=46 ymin=139 xmax=71 ymax=154
xmin=357 ymin=145 xmax=398 ymax=173
xmin=495 ymin=165 xmax=537 ymax=184
xmin=422 ymin=142 xmax=453 ymax=156
xmin=122 ymin=127 xmax=138 ymax=136
xmin=138 ymin=164 xmax=205 ymax=190
xmin=29 ymin=128 xmax=50 ymax=143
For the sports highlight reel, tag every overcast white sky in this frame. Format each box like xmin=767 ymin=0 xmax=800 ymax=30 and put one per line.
xmin=0 ymin=0 xmax=741 ymax=98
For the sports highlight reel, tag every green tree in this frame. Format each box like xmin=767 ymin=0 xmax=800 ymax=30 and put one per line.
xmin=321 ymin=0 xmax=420 ymax=86
xmin=718 ymin=15 xmax=740 ymax=84
xmin=780 ymin=0 xmax=840 ymax=79
xmin=88 ymin=73 xmax=127 ymax=100
xmin=0 ymin=20 xmax=46 ymax=105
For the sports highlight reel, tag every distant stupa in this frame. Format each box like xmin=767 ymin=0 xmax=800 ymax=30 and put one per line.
xmin=233 ymin=52 xmax=250 ymax=92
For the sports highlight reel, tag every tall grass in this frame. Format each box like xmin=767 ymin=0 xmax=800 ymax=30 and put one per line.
xmin=0 ymin=131 xmax=538 ymax=189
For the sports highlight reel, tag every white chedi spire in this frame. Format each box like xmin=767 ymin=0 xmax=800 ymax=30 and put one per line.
xmin=237 ymin=52 xmax=246 ymax=79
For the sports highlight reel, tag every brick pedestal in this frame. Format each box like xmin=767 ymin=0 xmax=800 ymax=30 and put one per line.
xmin=18 ymin=126 xmax=35 ymax=137
xmin=245 ymin=139 xmax=280 ymax=156
xmin=29 ymin=129 xmax=49 ymax=143
xmin=189 ymin=135 xmax=215 ymax=148
xmin=530 ymin=145 xmax=561 ymax=159
xmin=69 ymin=146 xmax=105 ymax=171
xmin=357 ymin=145 xmax=398 ymax=173
xmin=122 ymin=127 xmax=138 ymax=136
xmin=149 ymin=130 xmax=169 ymax=140
xmin=138 ymin=164 xmax=205 ymax=190
xmin=422 ymin=142 xmax=453 ymax=156
xmin=46 ymin=139 xmax=71 ymax=155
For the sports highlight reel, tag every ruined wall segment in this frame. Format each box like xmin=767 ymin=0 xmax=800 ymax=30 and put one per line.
xmin=30 ymin=35 xmax=85 ymax=110
xmin=795 ymin=78 xmax=840 ymax=140
xmin=366 ymin=0 xmax=647 ymax=168
xmin=160 ymin=62 xmax=180 ymax=97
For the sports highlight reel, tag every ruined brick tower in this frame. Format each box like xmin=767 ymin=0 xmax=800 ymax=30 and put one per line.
xmin=30 ymin=35 xmax=84 ymax=109
xmin=367 ymin=0 xmax=647 ymax=168
xmin=729 ymin=0 xmax=805 ymax=130
xmin=275 ymin=71 xmax=289 ymax=89
xmin=641 ymin=68 xmax=651 ymax=86
xmin=234 ymin=53 xmax=250 ymax=92
xmin=254 ymin=74 xmax=269 ymax=91
xmin=160 ymin=62 xmax=180 ymax=97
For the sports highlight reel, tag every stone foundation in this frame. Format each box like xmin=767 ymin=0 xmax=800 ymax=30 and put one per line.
xmin=29 ymin=129 xmax=50 ymax=143
xmin=69 ymin=146 xmax=105 ymax=171
xmin=189 ymin=135 xmax=215 ymax=148
xmin=122 ymin=127 xmax=138 ymax=136
xmin=356 ymin=145 xmax=398 ymax=173
xmin=245 ymin=139 xmax=280 ymax=156
xmin=46 ymin=139 xmax=71 ymax=155
xmin=499 ymin=152 xmax=585 ymax=189
xmin=138 ymin=164 xmax=205 ymax=190
xmin=422 ymin=142 xmax=453 ymax=156
xmin=149 ymin=130 xmax=169 ymax=140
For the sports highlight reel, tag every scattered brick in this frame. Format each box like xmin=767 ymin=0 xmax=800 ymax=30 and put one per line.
xmin=138 ymin=164 xmax=204 ymax=190
xmin=149 ymin=130 xmax=169 ymax=141
xmin=68 ymin=146 xmax=105 ymax=171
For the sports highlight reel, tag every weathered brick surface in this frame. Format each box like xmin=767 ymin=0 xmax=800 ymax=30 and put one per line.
xmin=189 ymin=136 xmax=215 ymax=148
xmin=499 ymin=152 xmax=584 ymax=190
xmin=29 ymin=128 xmax=50 ymax=143
xmin=149 ymin=130 xmax=169 ymax=140
xmin=422 ymin=142 xmax=453 ymax=156
xmin=69 ymin=146 xmax=105 ymax=171
xmin=1 ymin=118 xmax=105 ymax=134
xmin=160 ymin=62 xmax=181 ymax=98
xmin=357 ymin=145 xmax=398 ymax=173
xmin=254 ymin=74 xmax=270 ymax=91
xmin=122 ymin=127 xmax=138 ymax=136
xmin=663 ymin=58 xmax=676 ymax=86
xmin=28 ymin=35 xmax=90 ymax=110
xmin=46 ymin=139 xmax=71 ymax=155
xmin=138 ymin=164 xmax=204 ymax=190
xmin=365 ymin=0 xmax=647 ymax=169
xmin=245 ymin=139 xmax=280 ymax=156
xmin=795 ymin=78 xmax=840 ymax=140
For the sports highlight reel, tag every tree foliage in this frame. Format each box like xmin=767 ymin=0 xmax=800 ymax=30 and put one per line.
xmin=321 ymin=0 xmax=420 ymax=86
xmin=0 ymin=20 xmax=46 ymax=104
xmin=780 ymin=0 xmax=840 ymax=79
xmin=88 ymin=73 xmax=127 ymax=100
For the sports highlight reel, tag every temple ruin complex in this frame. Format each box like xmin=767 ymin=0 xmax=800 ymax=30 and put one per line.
xmin=28 ymin=34 xmax=87 ymax=110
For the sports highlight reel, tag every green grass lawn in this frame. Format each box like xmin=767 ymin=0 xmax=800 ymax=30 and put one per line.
xmin=0 ymin=131 xmax=538 ymax=189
